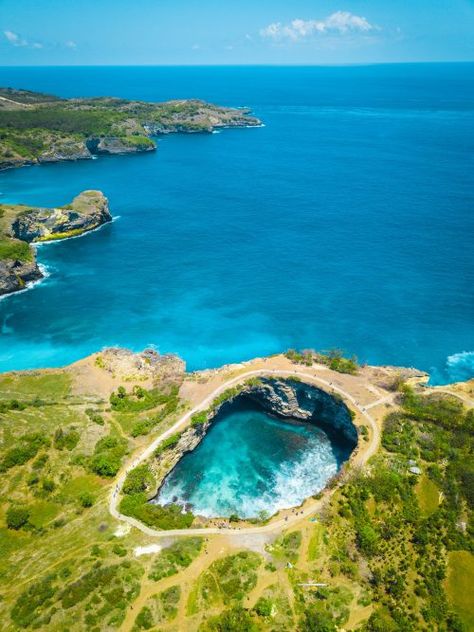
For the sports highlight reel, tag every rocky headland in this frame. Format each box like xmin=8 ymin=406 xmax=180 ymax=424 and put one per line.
xmin=0 ymin=88 xmax=262 ymax=170
xmin=0 ymin=190 xmax=112 ymax=296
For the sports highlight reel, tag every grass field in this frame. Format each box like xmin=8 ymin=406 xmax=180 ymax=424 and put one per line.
xmin=446 ymin=551 xmax=474 ymax=631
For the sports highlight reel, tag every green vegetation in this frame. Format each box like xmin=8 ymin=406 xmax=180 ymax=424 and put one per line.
xmin=267 ymin=530 xmax=302 ymax=564
xmin=200 ymin=606 xmax=260 ymax=632
xmin=285 ymin=348 xmax=359 ymax=374
xmin=134 ymin=585 xmax=181 ymax=629
xmin=189 ymin=551 xmax=261 ymax=613
xmin=90 ymin=434 xmax=128 ymax=477
xmin=122 ymin=464 xmax=154 ymax=495
xmin=54 ymin=426 xmax=80 ymax=451
xmin=10 ymin=561 xmax=143 ymax=629
xmin=0 ymin=88 xmax=258 ymax=169
xmin=110 ymin=384 xmax=178 ymax=413
xmin=191 ymin=410 xmax=208 ymax=427
xmin=0 ymin=238 xmax=32 ymax=262
xmin=0 ymin=432 xmax=50 ymax=471
xmin=6 ymin=506 xmax=30 ymax=530
xmin=148 ymin=538 xmax=203 ymax=581
xmin=119 ymin=492 xmax=194 ymax=530
xmin=445 ymin=551 xmax=474 ymax=631
xmin=154 ymin=431 xmax=182 ymax=456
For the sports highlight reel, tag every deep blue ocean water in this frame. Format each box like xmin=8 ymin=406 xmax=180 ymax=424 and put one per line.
xmin=156 ymin=399 xmax=352 ymax=518
xmin=0 ymin=65 xmax=473 ymax=383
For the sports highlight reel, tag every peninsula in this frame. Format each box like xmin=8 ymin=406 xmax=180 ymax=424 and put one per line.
xmin=0 ymin=87 xmax=262 ymax=170
xmin=0 ymin=190 xmax=112 ymax=296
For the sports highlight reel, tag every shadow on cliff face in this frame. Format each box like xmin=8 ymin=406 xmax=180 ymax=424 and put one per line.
xmin=242 ymin=378 xmax=358 ymax=455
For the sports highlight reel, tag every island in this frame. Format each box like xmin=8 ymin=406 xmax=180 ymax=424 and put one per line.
xmin=0 ymin=348 xmax=472 ymax=631
xmin=0 ymin=190 xmax=112 ymax=296
xmin=0 ymin=87 xmax=262 ymax=170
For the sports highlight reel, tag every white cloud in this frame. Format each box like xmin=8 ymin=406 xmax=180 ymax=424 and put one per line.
xmin=260 ymin=11 xmax=376 ymax=41
xmin=65 ymin=40 xmax=77 ymax=49
xmin=4 ymin=30 xmax=28 ymax=47
xmin=4 ymin=30 xmax=43 ymax=49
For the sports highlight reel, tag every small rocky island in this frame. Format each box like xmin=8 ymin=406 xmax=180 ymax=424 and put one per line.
xmin=0 ymin=190 xmax=111 ymax=296
xmin=0 ymin=87 xmax=262 ymax=170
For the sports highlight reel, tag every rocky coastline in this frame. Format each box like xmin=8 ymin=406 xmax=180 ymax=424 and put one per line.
xmin=0 ymin=89 xmax=262 ymax=171
xmin=0 ymin=190 xmax=112 ymax=296
xmin=150 ymin=377 xmax=358 ymax=515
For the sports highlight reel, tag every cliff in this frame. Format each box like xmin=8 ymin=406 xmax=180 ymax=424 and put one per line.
xmin=0 ymin=190 xmax=112 ymax=296
xmin=0 ymin=89 xmax=262 ymax=170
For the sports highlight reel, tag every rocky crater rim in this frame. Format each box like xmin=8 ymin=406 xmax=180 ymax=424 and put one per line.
xmin=150 ymin=377 xmax=358 ymax=519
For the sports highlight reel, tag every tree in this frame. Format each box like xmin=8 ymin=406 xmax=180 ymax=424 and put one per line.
xmin=6 ymin=506 xmax=30 ymax=530
xmin=299 ymin=606 xmax=337 ymax=632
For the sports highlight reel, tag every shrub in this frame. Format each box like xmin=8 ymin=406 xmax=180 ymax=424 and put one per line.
xmin=148 ymin=538 xmax=203 ymax=581
xmin=85 ymin=408 xmax=105 ymax=425
xmin=90 ymin=434 xmax=127 ymax=477
xmin=191 ymin=411 xmax=207 ymax=427
xmin=42 ymin=478 xmax=55 ymax=493
xmin=10 ymin=575 xmax=57 ymax=628
xmin=200 ymin=606 xmax=259 ymax=631
xmin=0 ymin=433 xmax=50 ymax=471
xmin=122 ymin=464 xmax=154 ymax=495
xmin=79 ymin=492 xmax=95 ymax=508
xmin=6 ymin=506 xmax=30 ymax=530
xmin=154 ymin=432 xmax=181 ymax=456
xmin=119 ymin=493 xmax=194 ymax=530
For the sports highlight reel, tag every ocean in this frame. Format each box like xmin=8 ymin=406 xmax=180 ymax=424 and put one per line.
xmin=0 ymin=64 xmax=473 ymax=383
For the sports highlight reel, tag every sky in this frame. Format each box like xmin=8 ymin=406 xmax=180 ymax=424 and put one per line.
xmin=1 ymin=0 xmax=474 ymax=66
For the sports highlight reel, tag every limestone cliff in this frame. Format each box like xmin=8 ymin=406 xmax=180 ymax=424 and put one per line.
xmin=0 ymin=256 xmax=42 ymax=296
xmin=10 ymin=190 xmax=111 ymax=243
xmin=0 ymin=190 xmax=112 ymax=297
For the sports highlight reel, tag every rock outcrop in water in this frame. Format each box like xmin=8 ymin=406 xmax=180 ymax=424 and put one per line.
xmin=0 ymin=190 xmax=112 ymax=297
xmin=10 ymin=191 xmax=111 ymax=243
xmin=0 ymin=256 xmax=43 ymax=296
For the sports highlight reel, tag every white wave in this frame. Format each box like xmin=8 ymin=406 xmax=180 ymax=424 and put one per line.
xmin=0 ymin=263 xmax=51 ymax=303
xmin=445 ymin=351 xmax=474 ymax=383
xmin=156 ymin=433 xmax=339 ymax=519
xmin=211 ymin=130 xmax=221 ymax=135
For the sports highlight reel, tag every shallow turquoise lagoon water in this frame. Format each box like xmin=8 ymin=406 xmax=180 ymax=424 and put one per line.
xmin=0 ymin=65 xmax=473 ymax=383
xmin=155 ymin=399 xmax=353 ymax=518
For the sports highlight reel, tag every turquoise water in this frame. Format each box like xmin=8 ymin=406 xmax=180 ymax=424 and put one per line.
xmin=0 ymin=65 xmax=473 ymax=383
xmin=155 ymin=399 xmax=352 ymax=518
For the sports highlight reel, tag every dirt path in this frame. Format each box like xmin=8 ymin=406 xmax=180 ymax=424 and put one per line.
xmin=119 ymin=536 xmax=241 ymax=632
xmin=110 ymin=366 xmax=383 ymax=539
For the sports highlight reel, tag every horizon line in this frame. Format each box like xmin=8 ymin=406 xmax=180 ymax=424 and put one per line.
xmin=0 ymin=60 xmax=473 ymax=69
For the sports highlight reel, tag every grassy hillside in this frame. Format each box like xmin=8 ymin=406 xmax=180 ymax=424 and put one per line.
xmin=0 ymin=358 xmax=472 ymax=631
xmin=0 ymin=88 xmax=261 ymax=169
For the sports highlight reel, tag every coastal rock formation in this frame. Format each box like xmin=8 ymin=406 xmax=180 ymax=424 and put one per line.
xmin=245 ymin=378 xmax=358 ymax=445
xmin=0 ymin=256 xmax=42 ymax=296
xmin=152 ymin=378 xmax=358 ymax=510
xmin=0 ymin=88 xmax=262 ymax=170
xmin=0 ymin=190 xmax=112 ymax=296
xmin=11 ymin=191 xmax=111 ymax=243
xmin=97 ymin=347 xmax=186 ymax=382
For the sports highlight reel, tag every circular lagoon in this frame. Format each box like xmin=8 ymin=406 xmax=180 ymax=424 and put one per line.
xmin=154 ymin=380 xmax=357 ymax=519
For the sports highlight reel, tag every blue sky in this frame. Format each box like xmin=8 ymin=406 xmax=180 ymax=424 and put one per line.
xmin=1 ymin=0 xmax=474 ymax=65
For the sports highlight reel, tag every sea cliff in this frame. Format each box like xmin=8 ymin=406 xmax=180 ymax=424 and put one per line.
xmin=0 ymin=190 xmax=112 ymax=296
xmin=0 ymin=88 xmax=262 ymax=170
